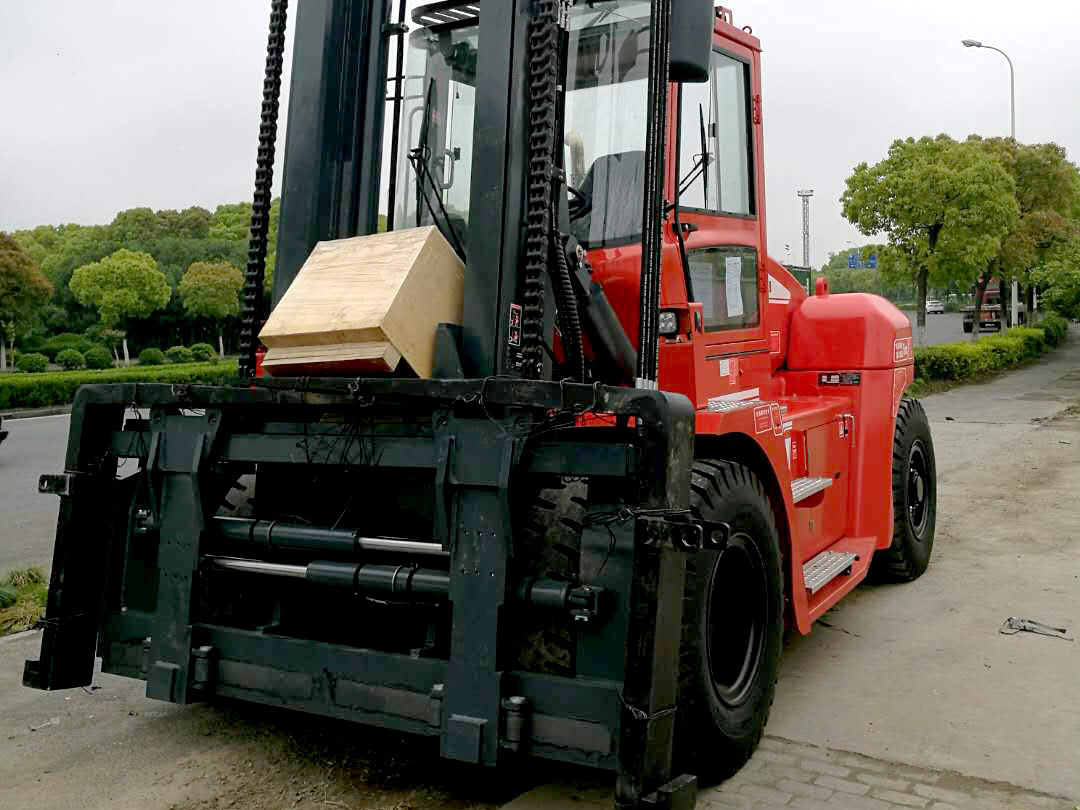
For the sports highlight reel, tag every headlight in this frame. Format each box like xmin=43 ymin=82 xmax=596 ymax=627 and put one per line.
xmin=659 ymin=310 xmax=679 ymax=336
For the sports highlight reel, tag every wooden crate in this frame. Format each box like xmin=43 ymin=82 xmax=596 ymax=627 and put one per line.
xmin=259 ymin=226 xmax=464 ymax=377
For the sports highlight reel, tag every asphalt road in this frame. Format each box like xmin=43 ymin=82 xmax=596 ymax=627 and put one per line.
xmin=0 ymin=413 xmax=67 ymax=573
xmin=901 ymin=309 xmax=969 ymax=345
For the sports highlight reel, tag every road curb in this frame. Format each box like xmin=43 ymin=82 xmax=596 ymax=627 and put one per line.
xmin=1 ymin=406 xmax=72 ymax=420
xmin=0 ymin=628 xmax=40 ymax=644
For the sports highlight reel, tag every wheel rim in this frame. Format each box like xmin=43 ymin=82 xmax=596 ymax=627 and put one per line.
xmin=907 ymin=440 xmax=930 ymax=539
xmin=706 ymin=533 xmax=767 ymax=707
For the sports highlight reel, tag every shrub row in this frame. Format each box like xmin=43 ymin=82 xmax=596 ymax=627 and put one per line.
xmin=145 ymin=343 xmax=216 ymax=366
xmin=28 ymin=333 xmax=106 ymax=362
xmin=915 ymin=317 xmax=1069 ymax=383
xmin=0 ymin=362 xmax=238 ymax=410
xmin=9 ymin=341 xmax=220 ymax=373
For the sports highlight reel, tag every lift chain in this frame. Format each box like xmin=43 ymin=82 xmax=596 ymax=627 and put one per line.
xmin=238 ymin=0 xmax=289 ymax=378
xmin=517 ymin=0 xmax=564 ymax=379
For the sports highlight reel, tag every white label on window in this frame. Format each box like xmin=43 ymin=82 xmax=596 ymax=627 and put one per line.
xmin=725 ymin=256 xmax=744 ymax=319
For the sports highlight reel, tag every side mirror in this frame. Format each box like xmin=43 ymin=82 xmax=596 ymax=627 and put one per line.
xmin=670 ymin=0 xmax=714 ymax=83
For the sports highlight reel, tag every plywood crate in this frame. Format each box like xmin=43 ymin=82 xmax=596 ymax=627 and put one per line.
xmin=259 ymin=226 xmax=464 ymax=378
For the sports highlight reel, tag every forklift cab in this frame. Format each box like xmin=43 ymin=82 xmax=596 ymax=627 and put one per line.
xmin=389 ymin=1 xmax=770 ymax=399
xmin=392 ymin=1 xmax=657 ymax=251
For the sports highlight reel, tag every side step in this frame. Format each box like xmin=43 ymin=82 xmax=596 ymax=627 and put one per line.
xmin=803 ymin=550 xmax=859 ymax=594
xmin=791 ymin=476 xmax=833 ymax=504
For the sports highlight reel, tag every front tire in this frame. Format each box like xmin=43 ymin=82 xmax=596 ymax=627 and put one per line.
xmin=676 ymin=460 xmax=784 ymax=784
xmin=873 ymin=396 xmax=936 ymax=582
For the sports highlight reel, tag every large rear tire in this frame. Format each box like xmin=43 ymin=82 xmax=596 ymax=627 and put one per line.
xmin=872 ymin=396 xmax=936 ymax=582
xmin=676 ymin=460 xmax=784 ymax=784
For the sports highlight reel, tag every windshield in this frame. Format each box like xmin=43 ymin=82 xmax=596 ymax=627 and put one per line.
xmin=391 ymin=0 xmax=653 ymax=250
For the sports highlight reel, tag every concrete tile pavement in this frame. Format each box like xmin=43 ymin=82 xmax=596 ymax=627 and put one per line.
xmin=701 ymin=737 xmax=1075 ymax=810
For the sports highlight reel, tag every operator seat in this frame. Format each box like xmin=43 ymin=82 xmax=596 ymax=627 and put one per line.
xmin=572 ymin=150 xmax=645 ymax=247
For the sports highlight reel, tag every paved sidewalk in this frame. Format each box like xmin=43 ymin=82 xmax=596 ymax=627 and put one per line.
xmin=503 ymin=737 xmax=1075 ymax=810
xmin=702 ymin=737 xmax=1075 ymax=810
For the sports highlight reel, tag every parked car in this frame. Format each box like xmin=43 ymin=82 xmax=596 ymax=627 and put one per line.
xmin=925 ymin=299 xmax=945 ymax=314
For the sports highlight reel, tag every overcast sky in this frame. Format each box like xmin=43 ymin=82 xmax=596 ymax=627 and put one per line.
xmin=1 ymin=0 xmax=1076 ymax=269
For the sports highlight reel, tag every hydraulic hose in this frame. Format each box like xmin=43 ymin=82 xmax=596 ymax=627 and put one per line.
xmin=552 ymin=230 xmax=585 ymax=382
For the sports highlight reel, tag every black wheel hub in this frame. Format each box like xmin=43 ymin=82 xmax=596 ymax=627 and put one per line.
xmin=907 ymin=440 xmax=930 ymax=538
xmin=706 ymin=533 xmax=767 ymax=707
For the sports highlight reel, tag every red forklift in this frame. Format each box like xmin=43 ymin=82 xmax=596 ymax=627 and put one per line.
xmin=27 ymin=1 xmax=935 ymax=807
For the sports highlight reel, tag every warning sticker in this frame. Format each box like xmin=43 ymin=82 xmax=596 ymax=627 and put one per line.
xmin=769 ymin=330 xmax=782 ymax=354
xmin=508 ymin=303 xmax=522 ymax=347
xmin=753 ymin=404 xmax=772 ymax=434
xmin=893 ymin=337 xmax=913 ymax=363
xmin=818 ymin=372 xmax=861 ymax=386
xmin=728 ymin=357 xmax=739 ymax=386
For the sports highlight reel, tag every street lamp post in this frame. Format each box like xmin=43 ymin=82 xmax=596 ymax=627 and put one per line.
xmin=797 ymin=189 xmax=814 ymax=269
xmin=961 ymin=39 xmax=1015 ymax=140
xmin=962 ymin=38 xmax=1020 ymax=325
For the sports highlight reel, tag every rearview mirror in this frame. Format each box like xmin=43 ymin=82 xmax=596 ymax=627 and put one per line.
xmin=669 ymin=0 xmax=714 ymax=83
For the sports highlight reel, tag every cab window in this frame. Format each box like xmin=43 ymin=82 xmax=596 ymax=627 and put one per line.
xmin=689 ymin=247 xmax=759 ymax=331
xmin=678 ymin=50 xmax=754 ymax=216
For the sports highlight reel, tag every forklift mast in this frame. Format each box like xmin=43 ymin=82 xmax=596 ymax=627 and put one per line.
xmin=270 ymin=0 xmax=712 ymax=382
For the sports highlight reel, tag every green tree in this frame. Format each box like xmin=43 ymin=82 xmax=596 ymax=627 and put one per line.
xmin=1030 ymin=226 xmax=1080 ymax=319
xmin=0 ymin=233 xmax=53 ymax=370
xmin=179 ymin=260 xmax=244 ymax=357
xmin=966 ymin=137 xmax=1080 ymax=324
xmin=841 ymin=135 xmax=1018 ymax=343
xmin=208 ymin=198 xmax=280 ymax=292
xmin=70 ymin=249 xmax=171 ymax=363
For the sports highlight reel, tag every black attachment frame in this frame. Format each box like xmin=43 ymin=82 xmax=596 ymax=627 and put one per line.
xmin=27 ymin=377 xmax=697 ymax=809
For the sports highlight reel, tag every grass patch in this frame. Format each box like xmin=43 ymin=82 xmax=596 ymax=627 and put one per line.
xmin=0 ymin=566 xmax=48 ymax=636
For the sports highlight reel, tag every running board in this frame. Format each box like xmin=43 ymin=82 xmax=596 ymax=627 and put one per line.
xmin=791 ymin=476 xmax=833 ymax=504
xmin=803 ymin=550 xmax=859 ymax=594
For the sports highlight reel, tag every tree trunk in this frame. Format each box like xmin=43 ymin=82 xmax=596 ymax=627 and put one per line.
xmin=914 ymin=268 xmax=928 ymax=346
xmin=0 ymin=342 xmax=6 ymax=373
xmin=122 ymin=337 xmax=130 ymax=365
xmin=218 ymin=332 xmax=225 ymax=359
xmin=971 ymin=276 xmax=990 ymax=342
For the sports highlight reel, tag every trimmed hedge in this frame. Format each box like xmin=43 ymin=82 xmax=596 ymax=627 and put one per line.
xmin=39 ymin=333 xmax=98 ymax=362
xmin=1040 ymin=313 xmax=1068 ymax=347
xmin=915 ymin=320 xmax=1069 ymax=383
xmin=190 ymin=342 xmax=216 ymax=362
xmin=55 ymin=348 xmax=85 ymax=370
xmin=84 ymin=347 xmax=114 ymax=370
xmin=139 ymin=347 xmax=165 ymax=366
xmin=0 ymin=362 xmax=238 ymax=410
xmin=165 ymin=345 xmax=194 ymax=364
xmin=15 ymin=353 xmax=49 ymax=373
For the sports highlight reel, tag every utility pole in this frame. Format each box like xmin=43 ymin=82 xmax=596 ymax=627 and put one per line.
xmin=797 ymin=189 xmax=814 ymax=268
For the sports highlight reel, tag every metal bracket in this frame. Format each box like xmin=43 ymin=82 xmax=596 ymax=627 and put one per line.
xmin=432 ymin=432 xmax=454 ymax=547
xmin=700 ymin=520 xmax=730 ymax=551
xmin=640 ymin=774 xmax=698 ymax=810
xmin=634 ymin=515 xmax=701 ymax=552
xmin=39 ymin=473 xmax=78 ymax=497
